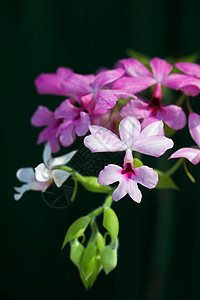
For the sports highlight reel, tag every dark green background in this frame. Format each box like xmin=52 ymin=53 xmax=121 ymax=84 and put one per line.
xmin=2 ymin=0 xmax=200 ymax=299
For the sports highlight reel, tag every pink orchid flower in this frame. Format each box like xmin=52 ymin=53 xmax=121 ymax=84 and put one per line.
xmin=175 ymin=62 xmax=200 ymax=96
xmin=113 ymin=57 xmax=189 ymax=97
xmin=170 ymin=112 xmax=200 ymax=164
xmin=120 ymin=85 xmax=186 ymax=130
xmin=84 ymin=116 xmax=173 ymax=157
xmin=98 ymin=149 xmax=158 ymax=203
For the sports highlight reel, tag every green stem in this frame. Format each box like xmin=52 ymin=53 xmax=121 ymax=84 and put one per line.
xmin=176 ymin=93 xmax=186 ymax=107
xmin=164 ymin=158 xmax=183 ymax=177
xmin=186 ymin=96 xmax=193 ymax=113
xmin=89 ymin=195 xmax=113 ymax=220
xmin=183 ymin=159 xmax=196 ymax=183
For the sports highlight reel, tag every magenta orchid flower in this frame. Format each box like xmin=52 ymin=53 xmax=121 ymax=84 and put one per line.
xmin=14 ymin=144 xmax=77 ymax=200
xmin=174 ymin=62 xmax=200 ymax=96
xmin=120 ymin=87 xmax=186 ymax=130
xmin=170 ymin=112 xmax=200 ymax=164
xmin=98 ymin=149 xmax=158 ymax=203
xmin=113 ymin=57 xmax=189 ymax=97
xmin=61 ymin=68 xmax=134 ymax=112
xmin=84 ymin=116 xmax=173 ymax=157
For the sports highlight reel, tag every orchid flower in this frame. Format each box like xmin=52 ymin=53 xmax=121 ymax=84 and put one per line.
xmin=14 ymin=144 xmax=77 ymax=200
xmin=174 ymin=62 xmax=200 ymax=96
xmin=170 ymin=112 xmax=200 ymax=164
xmin=98 ymin=149 xmax=158 ymax=203
xmin=120 ymin=89 xmax=186 ymax=130
xmin=84 ymin=116 xmax=173 ymax=157
xmin=113 ymin=57 xmax=189 ymax=97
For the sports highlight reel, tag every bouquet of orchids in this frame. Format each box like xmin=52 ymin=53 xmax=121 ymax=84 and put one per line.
xmin=14 ymin=55 xmax=200 ymax=289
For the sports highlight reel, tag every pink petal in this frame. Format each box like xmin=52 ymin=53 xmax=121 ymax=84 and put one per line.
xmin=150 ymin=57 xmax=172 ymax=82
xmin=175 ymin=62 xmax=200 ymax=78
xmin=164 ymin=73 xmax=191 ymax=90
xmin=37 ymin=122 xmax=61 ymax=153
xmin=34 ymin=67 xmax=73 ymax=96
xmin=95 ymin=90 xmax=119 ymax=111
xmin=112 ymin=180 xmax=128 ymax=202
xmin=120 ymin=99 xmax=150 ymax=119
xmin=61 ymin=74 xmax=92 ymax=96
xmin=98 ymin=164 xmax=123 ymax=186
xmin=84 ymin=126 xmax=126 ymax=152
xmin=179 ymin=77 xmax=200 ymax=96
xmin=58 ymin=121 xmax=76 ymax=147
xmin=31 ymin=106 xmax=55 ymax=127
xmin=54 ymin=99 xmax=81 ymax=120
xmin=141 ymin=117 xmax=159 ymax=129
xmin=113 ymin=76 xmax=157 ymax=94
xmin=75 ymin=112 xmax=90 ymax=136
xmin=119 ymin=117 xmax=141 ymax=148
xmin=117 ymin=58 xmax=153 ymax=77
xmin=156 ymin=105 xmax=187 ymax=130
xmin=93 ymin=68 xmax=124 ymax=89
xmin=169 ymin=148 xmax=200 ymax=165
xmin=139 ymin=120 xmax=164 ymax=138
xmin=134 ymin=166 xmax=158 ymax=189
xmin=133 ymin=136 xmax=174 ymax=157
xmin=126 ymin=180 xmax=142 ymax=203
xmin=189 ymin=112 xmax=200 ymax=147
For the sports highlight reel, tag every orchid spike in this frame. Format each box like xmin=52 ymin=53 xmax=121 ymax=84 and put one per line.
xmin=84 ymin=117 xmax=173 ymax=157
xmin=169 ymin=112 xmax=200 ymax=164
xmin=98 ymin=149 xmax=158 ymax=203
xmin=14 ymin=144 xmax=77 ymax=200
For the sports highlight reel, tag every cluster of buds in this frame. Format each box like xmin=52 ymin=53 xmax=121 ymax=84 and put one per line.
xmin=15 ymin=55 xmax=200 ymax=288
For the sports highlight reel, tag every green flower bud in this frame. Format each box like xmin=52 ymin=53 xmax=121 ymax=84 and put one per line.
xmin=70 ymin=239 xmax=85 ymax=270
xmin=101 ymin=245 xmax=117 ymax=275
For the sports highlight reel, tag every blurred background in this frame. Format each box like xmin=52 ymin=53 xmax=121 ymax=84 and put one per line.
xmin=2 ymin=0 xmax=200 ymax=299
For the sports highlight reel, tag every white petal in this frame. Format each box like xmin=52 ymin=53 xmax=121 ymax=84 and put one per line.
xmin=84 ymin=126 xmax=126 ymax=152
xmin=119 ymin=117 xmax=141 ymax=148
xmin=14 ymin=183 xmax=30 ymax=200
xmin=134 ymin=166 xmax=158 ymax=188
xmin=127 ymin=181 xmax=142 ymax=203
xmin=43 ymin=143 xmax=52 ymax=166
xmin=139 ymin=120 xmax=164 ymax=139
xmin=112 ymin=180 xmax=128 ymax=201
xmin=98 ymin=164 xmax=123 ymax=186
xmin=16 ymin=168 xmax=35 ymax=183
xmin=35 ymin=163 xmax=51 ymax=182
xmin=50 ymin=150 xmax=77 ymax=169
xmin=51 ymin=169 xmax=71 ymax=188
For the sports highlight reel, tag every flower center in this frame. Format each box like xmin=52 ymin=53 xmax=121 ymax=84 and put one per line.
xmin=122 ymin=163 xmax=135 ymax=179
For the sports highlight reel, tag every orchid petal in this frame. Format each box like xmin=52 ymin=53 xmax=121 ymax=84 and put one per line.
xmin=156 ymin=105 xmax=186 ymax=130
xmin=126 ymin=180 xmax=142 ymax=203
xmin=16 ymin=168 xmax=35 ymax=183
xmin=134 ymin=166 xmax=158 ymax=188
xmin=84 ymin=126 xmax=126 ymax=152
xmin=61 ymin=74 xmax=92 ymax=96
xmin=93 ymin=68 xmax=124 ymax=89
xmin=189 ymin=112 xmax=200 ymax=147
xmin=50 ymin=150 xmax=77 ymax=169
xmin=119 ymin=117 xmax=141 ymax=148
xmin=95 ymin=90 xmax=119 ymax=111
xmin=120 ymin=99 xmax=150 ymax=119
xmin=141 ymin=117 xmax=159 ymax=129
xmin=35 ymin=163 xmax=51 ymax=182
xmin=164 ymin=73 xmax=192 ymax=90
xmin=43 ymin=144 xmax=52 ymax=167
xmin=179 ymin=77 xmax=200 ymax=96
xmin=117 ymin=58 xmax=153 ymax=77
xmin=98 ymin=164 xmax=123 ymax=186
xmin=51 ymin=169 xmax=71 ymax=188
xmin=150 ymin=57 xmax=172 ymax=82
xmin=75 ymin=112 xmax=90 ymax=136
xmin=31 ymin=106 xmax=55 ymax=127
xmin=113 ymin=76 xmax=156 ymax=94
xmin=54 ymin=99 xmax=81 ymax=120
xmin=58 ymin=121 xmax=76 ymax=147
xmin=112 ymin=180 xmax=128 ymax=202
xmin=169 ymin=148 xmax=200 ymax=165
xmin=37 ymin=121 xmax=60 ymax=153
xmin=175 ymin=62 xmax=200 ymax=78
xmin=14 ymin=184 xmax=32 ymax=200
xmin=133 ymin=136 xmax=174 ymax=157
xmin=138 ymin=120 xmax=164 ymax=138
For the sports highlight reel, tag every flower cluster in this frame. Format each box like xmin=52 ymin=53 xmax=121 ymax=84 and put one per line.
xmin=14 ymin=55 xmax=200 ymax=288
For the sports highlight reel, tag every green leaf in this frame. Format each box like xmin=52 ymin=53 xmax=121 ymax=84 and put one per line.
xmin=101 ymin=246 xmax=117 ymax=275
xmin=62 ymin=216 xmax=90 ymax=249
xmin=155 ymin=170 xmax=179 ymax=190
xmin=133 ymin=158 xmax=143 ymax=168
xmin=103 ymin=207 xmax=119 ymax=241
xmin=70 ymin=239 xmax=85 ymax=270
xmin=81 ymin=242 xmax=96 ymax=280
xmin=75 ymin=173 xmax=112 ymax=193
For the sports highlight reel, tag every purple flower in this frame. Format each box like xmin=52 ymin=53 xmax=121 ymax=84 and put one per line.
xmin=120 ymin=85 xmax=186 ymax=130
xmin=84 ymin=116 xmax=173 ymax=157
xmin=170 ymin=112 xmax=200 ymax=164
xmin=98 ymin=149 xmax=158 ymax=203
xmin=175 ymin=62 xmax=200 ymax=96
xmin=113 ymin=57 xmax=189 ymax=97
